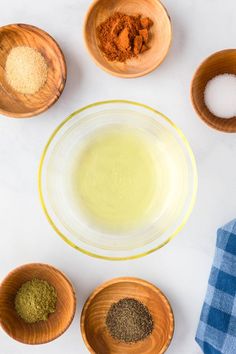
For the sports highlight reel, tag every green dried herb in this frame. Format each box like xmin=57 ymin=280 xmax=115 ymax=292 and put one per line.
xmin=106 ymin=298 xmax=154 ymax=343
xmin=15 ymin=278 xmax=57 ymax=323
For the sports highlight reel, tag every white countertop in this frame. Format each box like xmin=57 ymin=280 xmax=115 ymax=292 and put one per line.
xmin=1 ymin=0 xmax=236 ymax=353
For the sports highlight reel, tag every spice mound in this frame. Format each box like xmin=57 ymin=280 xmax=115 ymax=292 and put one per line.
xmin=106 ymin=297 xmax=154 ymax=343
xmin=5 ymin=46 xmax=48 ymax=94
xmin=96 ymin=12 xmax=153 ymax=62
xmin=204 ymin=73 xmax=236 ymax=119
xmin=15 ymin=278 xmax=57 ymax=323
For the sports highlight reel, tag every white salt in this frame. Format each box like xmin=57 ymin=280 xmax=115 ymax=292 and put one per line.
xmin=204 ymin=73 xmax=236 ymax=118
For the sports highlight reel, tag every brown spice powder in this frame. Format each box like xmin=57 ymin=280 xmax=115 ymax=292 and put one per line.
xmin=96 ymin=12 xmax=153 ymax=62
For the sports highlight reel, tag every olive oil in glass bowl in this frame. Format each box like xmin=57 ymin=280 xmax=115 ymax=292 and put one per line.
xmin=39 ymin=100 xmax=197 ymax=260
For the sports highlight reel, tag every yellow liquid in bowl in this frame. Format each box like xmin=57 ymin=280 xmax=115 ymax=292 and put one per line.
xmin=70 ymin=129 xmax=161 ymax=232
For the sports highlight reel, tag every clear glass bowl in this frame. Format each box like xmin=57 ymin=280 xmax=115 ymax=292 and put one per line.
xmin=39 ymin=100 xmax=197 ymax=260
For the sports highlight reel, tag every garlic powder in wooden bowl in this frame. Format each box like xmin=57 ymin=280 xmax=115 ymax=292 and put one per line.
xmin=5 ymin=46 xmax=48 ymax=94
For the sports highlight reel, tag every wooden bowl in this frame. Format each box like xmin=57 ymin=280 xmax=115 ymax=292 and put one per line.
xmin=0 ymin=24 xmax=67 ymax=118
xmin=191 ymin=49 xmax=236 ymax=132
xmin=81 ymin=277 xmax=174 ymax=353
xmin=0 ymin=263 xmax=76 ymax=344
xmin=84 ymin=0 xmax=172 ymax=78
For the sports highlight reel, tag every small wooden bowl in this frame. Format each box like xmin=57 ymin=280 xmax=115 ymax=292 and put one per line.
xmin=84 ymin=0 xmax=172 ymax=78
xmin=0 ymin=24 xmax=67 ymax=118
xmin=191 ymin=49 xmax=236 ymax=132
xmin=81 ymin=277 xmax=174 ymax=354
xmin=0 ymin=263 xmax=76 ymax=345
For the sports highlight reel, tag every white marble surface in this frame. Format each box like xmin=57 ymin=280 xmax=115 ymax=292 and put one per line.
xmin=0 ymin=0 xmax=236 ymax=353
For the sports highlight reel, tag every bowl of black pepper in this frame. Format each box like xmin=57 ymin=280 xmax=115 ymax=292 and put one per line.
xmin=81 ymin=277 xmax=174 ymax=354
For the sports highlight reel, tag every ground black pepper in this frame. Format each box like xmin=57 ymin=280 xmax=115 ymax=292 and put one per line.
xmin=106 ymin=298 xmax=154 ymax=343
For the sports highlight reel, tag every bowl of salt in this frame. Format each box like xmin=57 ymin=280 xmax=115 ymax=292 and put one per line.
xmin=191 ymin=49 xmax=236 ymax=132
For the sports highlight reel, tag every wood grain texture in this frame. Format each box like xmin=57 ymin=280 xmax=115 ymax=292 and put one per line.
xmin=191 ymin=49 xmax=236 ymax=132
xmin=0 ymin=24 xmax=67 ymax=118
xmin=84 ymin=0 xmax=172 ymax=78
xmin=0 ymin=263 xmax=76 ymax=344
xmin=81 ymin=277 xmax=174 ymax=354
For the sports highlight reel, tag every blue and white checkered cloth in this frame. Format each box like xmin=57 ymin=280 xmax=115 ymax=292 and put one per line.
xmin=196 ymin=220 xmax=236 ymax=354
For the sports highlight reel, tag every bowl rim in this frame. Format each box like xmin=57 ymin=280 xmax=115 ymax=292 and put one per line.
xmin=80 ymin=276 xmax=175 ymax=353
xmin=38 ymin=99 xmax=198 ymax=261
xmin=0 ymin=263 xmax=76 ymax=345
xmin=190 ymin=48 xmax=236 ymax=132
xmin=0 ymin=23 xmax=67 ymax=118
xmin=83 ymin=0 xmax=172 ymax=78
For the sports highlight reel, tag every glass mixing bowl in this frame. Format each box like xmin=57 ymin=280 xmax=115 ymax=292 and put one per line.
xmin=39 ymin=100 xmax=197 ymax=260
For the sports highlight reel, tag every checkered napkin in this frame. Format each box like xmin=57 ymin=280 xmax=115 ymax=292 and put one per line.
xmin=196 ymin=219 xmax=236 ymax=354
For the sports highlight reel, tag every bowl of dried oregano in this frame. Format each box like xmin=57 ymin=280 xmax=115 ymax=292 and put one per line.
xmin=0 ymin=263 xmax=76 ymax=344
